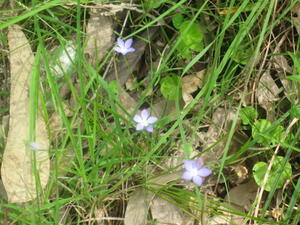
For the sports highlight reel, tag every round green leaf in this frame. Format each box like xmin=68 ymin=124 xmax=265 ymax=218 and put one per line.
xmin=160 ymin=74 xmax=181 ymax=100
xmin=272 ymin=125 xmax=285 ymax=144
xmin=144 ymin=0 xmax=166 ymax=9
xmin=172 ymin=14 xmax=184 ymax=29
xmin=252 ymin=119 xmax=272 ymax=145
xmin=240 ymin=106 xmax=257 ymax=125
xmin=179 ymin=21 xmax=204 ymax=52
xmin=253 ymin=156 xmax=292 ymax=191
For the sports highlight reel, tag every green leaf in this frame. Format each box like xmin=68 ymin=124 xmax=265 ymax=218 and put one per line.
xmin=172 ymin=13 xmax=184 ymax=29
xmin=252 ymin=119 xmax=272 ymax=145
xmin=144 ymin=0 xmax=166 ymax=9
xmin=290 ymin=104 xmax=300 ymax=118
xmin=272 ymin=125 xmax=285 ymax=144
xmin=253 ymin=156 xmax=292 ymax=191
xmin=176 ymin=40 xmax=192 ymax=59
xmin=285 ymin=75 xmax=300 ymax=82
xmin=179 ymin=21 xmax=204 ymax=52
xmin=252 ymin=119 xmax=285 ymax=146
xmin=239 ymin=106 xmax=257 ymax=125
xmin=160 ymin=74 xmax=181 ymax=100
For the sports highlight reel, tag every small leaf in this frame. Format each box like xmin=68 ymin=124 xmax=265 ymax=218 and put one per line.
xmin=239 ymin=106 xmax=257 ymax=125
xmin=172 ymin=13 xmax=184 ymax=29
xmin=252 ymin=119 xmax=272 ymax=145
xmin=272 ymin=125 xmax=285 ymax=144
xmin=176 ymin=40 xmax=192 ymax=59
xmin=144 ymin=0 xmax=166 ymax=9
xmin=253 ymin=156 xmax=292 ymax=191
xmin=160 ymin=74 xmax=181 ymax=100
xmin=179 ymin=21 xmax=204 ymax=52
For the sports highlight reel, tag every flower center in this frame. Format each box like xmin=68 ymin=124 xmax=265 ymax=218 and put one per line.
xmin=140 ymin=118 xmax=149 ymax=126
xmin=189 ymin=168 xmax=199 ymax=177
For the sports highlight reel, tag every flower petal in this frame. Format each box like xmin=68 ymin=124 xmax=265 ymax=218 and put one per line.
xmin=124 ymin=38 xmax=133 ymax=48
xmin=141 ymin=109 xmax=150 ymax=120
xmin=146 ymin=125 xmax=154 ymax=132
xmin=125 ymin=47 xmax=135 ymax=53
xmin=117 ymin=38 xmax=124 ymax=47
xmin=133 ymin=114 xmax=143 ymax=123
xmin=198 ymin=168 xmax=212 ymax=177
xmin=136 ymin=123 xmax=144 ymax=131
xmin=113 ymin=46 xmax=123 ymax=53
xmin=182 ymin=171 xmax=193 ymax=181
xmin=29 ymin=142 xmax=40 ymax=150
xmin=192 ymin=176 xmax=204 ymax=186
xmin=184 ymin=160 xmax=196 ymax=171
xmin=147 ymin=116 xmax=158 ymax=124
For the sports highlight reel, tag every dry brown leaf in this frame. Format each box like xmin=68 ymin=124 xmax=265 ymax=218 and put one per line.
xmin=124 ymin=188 xmax=152 ymax=225
xmin=224 ymin=180 xmax=258 ymax=212
xmin=292 ymin=3 xmax=300 ymax=35
xmin=230 ymin=164 xmax=248 ymax=184
xmin=1 ymin=25 xmax=50 ymax=203
xmin=124 ymin=172 xmax=180 ymax=225
xmin=117 ymin=86 xmax=137 ymax=118
xmin=208 ymin=180 xmax=258 ymax=225
xmin=272 ymin=54 xmax=292 ymax=74
xmin=208 ymin=209 xmax=244 ymax=225
xmin=150 ymin=196 xmax=185 ymax=225
xmin=182 ymin=70 xmax=205 ymax=106
xmin=256 ymin=71 xmax=280 ymax=121
xmin=199 ymin=108 xmax=243 ymax=165
xmin=84 ymin=9 xmax=114 ymax=66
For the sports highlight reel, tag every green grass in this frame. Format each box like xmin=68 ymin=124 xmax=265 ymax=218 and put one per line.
xmin=1 ymin=0 xmax=300 ymax=224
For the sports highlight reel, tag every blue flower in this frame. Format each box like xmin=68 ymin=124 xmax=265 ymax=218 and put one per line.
xmin=113 ymin=38 xmax=135 ymax=55
xmin=28 ymin=142 xmax=40 ymax=151
xmin=182 ymin=158 xmax=212 ymax=186
xmin=133 ymin=109 xmax=158 ymax=132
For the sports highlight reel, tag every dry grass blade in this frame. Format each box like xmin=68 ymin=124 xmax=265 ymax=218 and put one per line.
xmin=1 ymin=25 xmax=50 ymax=203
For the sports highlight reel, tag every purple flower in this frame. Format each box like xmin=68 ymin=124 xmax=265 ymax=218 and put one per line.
xmin=28 ymin=141 xmax=40 ymax=151
xmin=133 ymin=109 xmax=158 ymax=132
xmin=182 ymin=158 xmax=212 ymax=186
xmin=113 ymin=38 xmax=135 ymax=55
